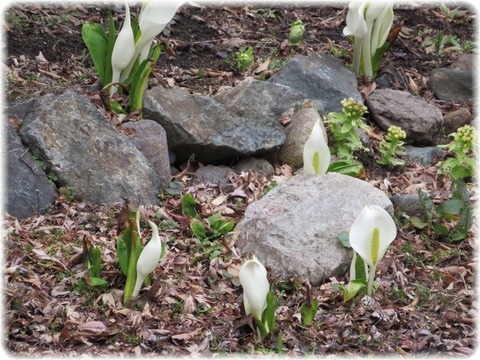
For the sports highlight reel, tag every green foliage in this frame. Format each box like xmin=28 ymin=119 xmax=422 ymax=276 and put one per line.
xmin=377 ymin=126 xmax=407 ymax=166
xmin=82 ymin=21 xmax=112 ymax=86
xmin=190 ymin=214 xmax=235 ymax=260
xmin=409 ymin=179 xmax=473 ymax=241
xmin=327 ymin=159 xmax=364 ymax=177
xmin=236 ymin=46 xmax=254 ymax=72
xmin=438 ymin=125 xmax=476 ymax=180
xmin=289 ymin=20 xmax=305 ymax=46
xmin=325 ymin=98 xmax=370 ymax=161
xmin=82 ymin=239 xmax=108 ymax=289
xmin=181 ymin=193 xmax=199 ymax=219
xmin=254 ymin=290 xmax=276 ymax=341
xmin=300 ymin=298 xmax=318 ymax=326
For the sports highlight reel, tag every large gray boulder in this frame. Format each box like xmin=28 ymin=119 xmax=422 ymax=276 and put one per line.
xmin=366 ymin=89 xmax=443 ymax=146
xmin=123 ymin=120 xmax=171 ymax=189
xmin=6 ymin=124 xmax=58 ymax=219
xmin=268 ymin=53 xmax=362 ymax=113
xmin=19 ymin=90 xmax=159 ymax=205
xmin=235 ymin=173 xmax=393 ymax=286
xmin=143 ymin=85 xmax=287 ymax=164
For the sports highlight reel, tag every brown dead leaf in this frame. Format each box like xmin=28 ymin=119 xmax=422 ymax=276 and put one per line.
xmin=78 ymin=321 xmax=107 ymax=333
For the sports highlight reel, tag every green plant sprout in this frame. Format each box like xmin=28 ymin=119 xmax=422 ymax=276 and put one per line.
xmin=82 ymin=2 xmax=180 ymax=114
xmin=299 ymin=281 xmax=318 ymax=325
xmin=377 ymin=126 xmax=407 ymax=166
xmin=82 ymin=235 xmax=108 ymax=289
xmin=326 ymin=97 xmax=370 ymax=161
xmin=437 ymin=125 xmax=476 ymax=180
xmin=409 ymin=180 xmax=472 ymax=242
xmin=289 ymin=20 xmax=305 ymax=46
xmin=190 ymin=213 xmax=235 ymax=260
xmin=236 ymin=46 xmax=254 ymax=71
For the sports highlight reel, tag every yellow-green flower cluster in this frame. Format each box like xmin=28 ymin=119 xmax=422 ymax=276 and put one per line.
xmin=386 ymin=126 xmax=406 ymax=142
xmin=341 ymin=98 xmax=368 ymax=119
xmin=453 ymin=125 xmax=475 ymax=151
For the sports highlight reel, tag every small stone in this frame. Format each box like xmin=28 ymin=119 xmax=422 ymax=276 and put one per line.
xmin=429 ymin=68 xmax=473 ymax=104
xmin=390 ymin=194 xmax=424 ymax=216
xmin=442 ymin=108 xmax=472 ymax=134
xmin=405 ymin=145 xmax=446 ymax=167
xmin=193 ymin=165 xmax=234 ymax=193
xmin=234 ymin=157 xmax=275 ymax=176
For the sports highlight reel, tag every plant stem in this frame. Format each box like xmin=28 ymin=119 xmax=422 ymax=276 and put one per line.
xmin=367 ymin=264 xmax=376 ymax=296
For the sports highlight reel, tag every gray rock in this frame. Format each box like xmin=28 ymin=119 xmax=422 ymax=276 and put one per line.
xmin=442 ymin=108 xmax=472 ymax=134
xmin=19 ymin=90 xmax=159 ymax=205
xmin=123 ymin=120 xmax=171 ymax=188
xmin=268 ymin=53 xmax=362 ymax=113
xmin=278 ymin=107 xmax=328 ymax=169
xmin=235 ymin=173 xmax=393 ymax=285
xmin=234 ymin=157 xmax=275 ymax=176
xmin=390 ymin=194 xmax=424 ymax=216
xmin=143 ymin=85 xmax=286 ymax=164
xmin=405 ymin=145 xmax=446 ymax=167
xmin=450 ymin=54 xmax=475 ymax=70
xmin=6 ymin=124 xmax=58 ymax=219
xmin=366 ymin=89 xmax=443 ymax=146
xmin=193 ymin=165 xmax=234 ymax=193
xmin=429 ymin=68 xmax=473 ymax=104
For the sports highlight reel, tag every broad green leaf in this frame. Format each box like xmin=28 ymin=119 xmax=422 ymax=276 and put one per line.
xmin=354 ymin=252 xmax=367 ymax=284
xmin=207 ymin=214 xmax=223 ymax=228
xmin=409 ymin=216 xmax=429 ymax=229
xmin=129 ymin=44 xmax=162 ymax=113
xmin=191 ymin=221 xmax=207 ymax=241
xmin=181 ymin=193 xmax=198 ymax=218
xmin=263 ymin=290 xmax=276 ymax=336
xmin=82 ymin=22 xmax=108 ymax=84
xmin=337 ymin=231 xmax=351 ymax=248
xmin=327 ymin=159 xmax=363 ymax=177
xmin=86 ymin=275 xmax=108 ymax=288
xmin=88 ymin=247 xmax=103 ymax=278
xmin=432 ymin=223 xmax=449 ymax=237
xmin=104 ymin=11 xmax=116 ymax=87
xmin=449 ymin=229 xmax=468 ymax=242
xmin=116 ymin=236 xmax=129 ymax=276
xmin=109 ymin=99 xmax=128 ymax=114
xmin=452 ymin=179 xmax=469 ymax=202
xmin=300 ymin=298 xmax=319 ymax=326
xmin=336 ymin=280 xmax=366 ymax=302
xmin=436 ymin=199 xmax=463 ymax=217
xmin=451 ymin=165 xmax=471 ymax=180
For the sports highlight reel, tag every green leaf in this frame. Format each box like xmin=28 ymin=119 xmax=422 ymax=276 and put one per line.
xmin=409 ymin=216 xmax=429 ymax=229
xmin=336 ymin=280 xmax=366 ymax=302
xmin=181 ymin=193 xmax=198 ymax=218
xmin=86 ymin=276 xmax=108 ymax=288
xmin=129 ymin=44 xmax=162 ymax=113
xmin=432 ymin=223 xmax=449 ymax=237
xmin=104 ymin=11 xmax=116 ymax=88
xmin=116 ymin=236 xmax=129 ymax=276
xmin=263 ymin=290 xmax=276 ymax=336
xmin=300 ymin=298 xmax=319 ymax=326
xmin=327 ymin=160 xmax=363 ymax=177
xmin=109 ymin=99 xmax=128 ymax=114
xmin=449 ymin=229 xmax=468 ymax=242
xmin=88 ymin=247 xmax=103 ymax=278
xmin=418 ymin=190 xmax=434 ymax=221
xmin=191 ymin=221 xmax=208 ymax=241
xmin=451 ymin=165 xmax=471 ymax=180
xmin=452 ymin=179 xmax=469 ymax=202
xmin=82 ymin=22 xmax=108 ymax=85
xmin=337 ymin=231 xmax=351 ymax=248
xmin=354 ymin=252 xmax=367 ymax=284
xmin=436 ymin=199 xmax=463 ymax=217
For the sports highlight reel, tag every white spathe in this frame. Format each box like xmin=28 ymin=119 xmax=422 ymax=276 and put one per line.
xmin=110 ymin=1 xmax=135 ymax=94
xmin=349 ymin=205 xmax=397 ymax=268
xmin=343 ymin=0 xmax=368 ymax=38
xmin=121 ymin=0 xmax=184 ymax=81
xmin=239 ymin=256 xmax=270 ymax=320
xmin=132 ymin=220 xmax=165 ymax=297
xmin=303 ymin=118 xmax=331 ymax=175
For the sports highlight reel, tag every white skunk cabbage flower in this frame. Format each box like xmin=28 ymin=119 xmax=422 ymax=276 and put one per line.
xmin=132 ymin=220 xmax=166 ymax=297
xmin=121 ymin=0 xmax=184 ymax=81
xmin=370 ymin=0 xmax=394 ymax=55
xmin=343 ymin=0 xmax=368 ymax=38
xmin=303 ymin=118 xmax=331 ymax=175
xmin=349 ymin=205 xmax=397 ymax=295
xmin=111 ymin=2 xmax=135 ymax=94
xmin=239 ymin=256 xmax=270 ymax=320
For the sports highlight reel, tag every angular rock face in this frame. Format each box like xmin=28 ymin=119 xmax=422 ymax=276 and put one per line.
xmin=6 ymin=124 xmax=58 ymax=219
xmin=366 ymin=89 xmax=443 ymax=146
xmin=123 ymin=120 xmax=171 ymax=188
xmin=429 ymin=68 xmax=473 ymax=104
xmin=19 ymin=90 xmax=159 ymax=205
xmin=268 ymin=53 xmax=362 ymax=113
xmin=143 ymin=83 xmax=288 ymax=164
xmin=235 ymin=173 xmax=393 ymax=286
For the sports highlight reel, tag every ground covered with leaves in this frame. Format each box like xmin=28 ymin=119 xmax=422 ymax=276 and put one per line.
xmin=3 ymin=2 xmax=478 ymax=356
